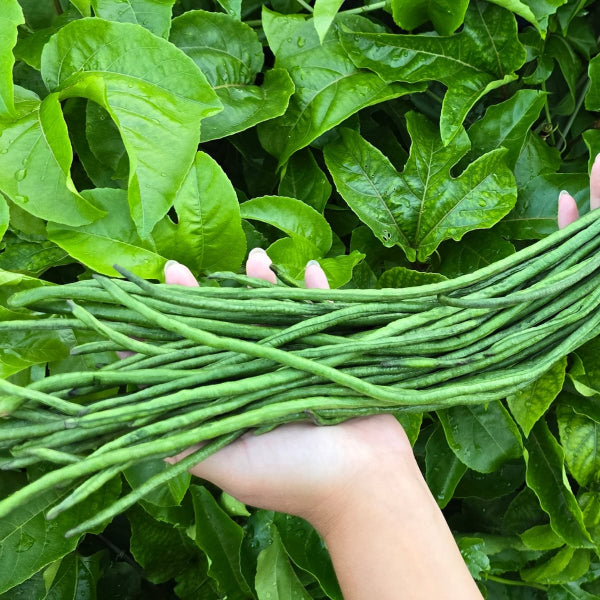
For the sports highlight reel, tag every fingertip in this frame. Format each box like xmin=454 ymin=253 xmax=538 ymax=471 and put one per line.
xmin=246 ymin=248 xmax=277 ymax=284
xmin=558 ymin=190 xmax=579 ymax=229
xmin=305 ymin=260 xmax=330 ymax=289
xmin=591 ymin=153 xmax=600 ymax=210
xmin=164 ymin=261 xmax=199 ymax=287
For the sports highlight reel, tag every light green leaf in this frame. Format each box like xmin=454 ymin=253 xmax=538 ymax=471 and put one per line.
xmin=391 ymin=0 xmax=469 ymax=35
xmin=496 ymin=172 xmax=589 ymax=240
xmin=507 ymin=357 xmax=567 ymax=437
xmin=91 ymin=0 xmax=177 ymax=38
xmin=426 ymin=424 xmax=468 ymax=508
xmin=47 ymin=188 xmax=167 ymax=279
xmin=0 ymin=0 xmax=23 ymax=117
xmin=259 ymin=9 xmax=420 ymax=166
xmin=379 ymin=267 xmax=447 ymax=288
xmin=324 ymin=117 xmax=516 ymax=262
xmin=128 ymin=504 xmax=198 ymax=584
xmin=487 ymin=0 xmax=566 ymax=36
xmin=437 ymin=230 xmax=516 ymax=279
xmin=170 ymin=11 xmax=294 ymax=142
xmin=41 ymin=18 xmax=221 ymax=238
xmin=573 ymin=336 xmax=600 ymax=394
xmin=240 ymin=195 xmax=332 ymax=254
xmin=467 ymin=89 xmax=547 ymax=169
xmin=0 ymin=93 xmax=106 ymax=225
xmin=520 ymin=524 xmax=564 ymax=551
xmin=586 ymin=52 xmax=600 ymax=111
xmin=438 ymin=402 xmax=524 ymax=473
xmin=0 ymin=196 xmax=8 ymax=242
xmin=0 ymin=471 xmax=120 ymax=594
xmin=152 ymin=152 xmax=246 ymax=274
xmin=69 ymin=0 xmax=92 ymax=16
xmin=524 ymin=419 xmax=593 ymax=548
xmin=279 ymin=148 xmax=332 ymax=213
xmin=255 ymin=525 xmax=312 ymax=600
xmin=341 ymin=1 xmax=527 ymax=144
xmin=521 ymin=547 xmax=590 ymax=585
xmin=190 ymin=486 xmax=252 ymax=599
xmin=313 ymin=0 xmax=345 ymax=43
xmin=556 ymin=403 xmax=600 ymax=488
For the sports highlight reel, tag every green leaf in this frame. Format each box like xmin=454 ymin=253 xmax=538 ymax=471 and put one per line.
xmin=69 ymin=0 xmax=92 ymax=16
xmin=91 ymin=0 xmax=176 ymax=38
xmin=507 ymin=357 xmax=566 ymax=437
xmin=499 ymin=0 xmax=568 ymax=36
xmin=259 ymin=9 xmax=420 ymax=166
xmin=524 ymin=419 xmax=592 ymax=548
xmin=190 ymin=486 xmax=252 ymax=599
xmin=313 ymin=0 xmax=345 ymax=43
xmin=128 ymin=504 xmax=198 ymax=584
xmin=467 ymin=90 xmax=547 ymax=170
xmin=273 ymin=514 xmax=342 ymax=600
xmin=379 ymin=267 xmax=447 ymax=288
xmin=391 ymin=0 xmax=469 ymax=35
xmin=496 ymin=172 xmax=589 ymax=240
xmin=0 ymin=196 xmax=8 ymax=242
xmin=324 ymin=118 xmax=516 ymax=262
xmin=485 ymin=0 xmax=539 ymax=31
xmin=513 ymin=131 xmax=561 ymax=189
xmin=240 ymin=196 xmax=332 ymax=254
xmin=520 ymin=524 xmax=564 ymax=551
xmin=425 ymin=424 xmax=468 ymax=508
xmin=153 ymin=152 xmax=246 ymax=274
xmin=587 ymin=53 xmax=600 ymax=111
xmin=438 ymin=402 xmax=524 ymax=473
xmin=41 ymin=18 xmax=221 ymax=238
xmin=0 ymin=233 xmax=69 ymax=277
xmin=0 ymin=0 xmax=23 ymax=117
xmin=43 ymin=551 xmax=104 ymax=600
xmin=457 ymin=537 xmax=490 ymax=580
xmin=47 ymin=188 xmax=167 ymax=279
xmin=124 ymin=458 xmax=190 ymax=508
xmin=521 ymin=547 xmax=591 ymax=585
xmin=170 ymin=11 xmax=294 ymax=142
xmin=454 ymin=462 xmax=524 ymax=499
xmin=572 ymin=336 xmax=600 ymax=394
xmin=556 ymin=403 xmax=600 ymax=488
xmin=0 ymin=93 xmax=106 ymax=226
xmin=437 ymin=230 xmax=516 ymax=279
xmin=0 ymin=471 xmax=120 ymax=594
xmin=255 ymin=525 xmax=312 ymax=600
xmin=279 ymin=148 xmax=332 ymax=213
xmin=341 ymin=1 xmax=527 ymax=144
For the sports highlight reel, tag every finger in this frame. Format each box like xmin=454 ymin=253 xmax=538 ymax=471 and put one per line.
xmin=246 ymin=248 xmax=277 ymax=284
xmin=116 ymin=350 xmax=135 ymax=359
xmin=558 ymin=190 xmax=579 ymax=229
xmin=305 ymin=260 xmax=329 ymax=289
xmin=164 ymin=260 xmax=199 ymax=287
xmin=591 ymin=153 xmax=600 ymax=210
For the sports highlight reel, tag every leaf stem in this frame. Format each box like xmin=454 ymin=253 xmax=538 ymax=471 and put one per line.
xmin=541 ymin=81 xmax=556 ymax=146
xmin=556 ymin=79 xmax=590 ymax=153
xmin=296 ymin=0 xmax=314 ymax=13
xmin=483 ymin=574 xmax=547 ymax=591
xmin=53 ymin=0 xmax=63 ymax=14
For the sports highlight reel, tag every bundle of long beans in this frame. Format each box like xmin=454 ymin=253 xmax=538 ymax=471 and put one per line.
xmin=2 ymin=208 xmax=600 ymax=536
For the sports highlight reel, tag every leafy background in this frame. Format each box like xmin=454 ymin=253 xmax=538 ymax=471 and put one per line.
xmin=1 ymin=0 xmax=600 ymax=597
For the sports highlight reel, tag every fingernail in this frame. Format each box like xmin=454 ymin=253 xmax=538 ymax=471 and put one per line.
xmin=595 ymin=153 xmax=600 ymax=162
xmin=164 ymin=260 xmax=179 ymax=273
xmin=249 ymin=247 xmax=267 ymax=257
xmin=559 ymin=190 xmax=570 ymax=198
xmin=306 ymin=260 xmax=320 ymax=268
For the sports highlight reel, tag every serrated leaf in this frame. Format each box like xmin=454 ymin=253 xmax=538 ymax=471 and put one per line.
xmin=457 ymin=537 xmax=490 ymax=580
xmin=91 ymin=0 xmax=176 ymax=37
xmin=507 ymin=358 xmax=566 ymax=437
xmin=47 ymin=188 xmax=167 ymax=279
xmin=0 ymin=0 xmax=23 ymax=117
xmin=556 ymin=403 xmax=600 ymax=488
xmin=391 ymin=0 xmax=469 ymax=35
xmin=152 ymin=152 xmax=246 ymax=274
xmin=341 ymin=1 xmax=527 ymax=144
xmin=255 ymin=525 xmax=312 ymax=600
xmin=190 ymin=486 xmax=252 ymax=600
xmin=438 ymin=402 xmax=524 ymax=473
xmin=521 ymin=547 xmax=590 ymax=585
xmin=170 ymin=11 xmax=294 ymax=142
xmin=324 ymin=117 xmax=516 ymax=262
xmin=259 ymin=9 xmax=420 ymax=166
xmin=425 ymin=424 xmax=467 ymax=508
xmin=41 ymin=18 xmax=221 ymax=238
xmin=524 ymin=420 xmax=593 ymax=548
xmin=520 ymin=524 xmax=563 ymax=551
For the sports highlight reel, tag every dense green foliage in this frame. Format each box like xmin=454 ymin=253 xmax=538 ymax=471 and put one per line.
xmin=1 ymin=0 xmax=600 ymax=597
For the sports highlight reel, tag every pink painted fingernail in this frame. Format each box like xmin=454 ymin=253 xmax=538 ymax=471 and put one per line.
xmin=249 ymin=248 xmax=267 ymax=257
xmin=164 ymin=260 xmax=179 ymax=274
xmin=306 ymin=260 xmax=320 ymax=268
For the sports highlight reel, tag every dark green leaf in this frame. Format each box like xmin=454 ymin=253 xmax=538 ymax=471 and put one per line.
xmin=379 ymin=267 xmax=447 ymax=288
xmin=124 ymin=458 xmax=190 ymax=508
xmin=190 ymin=485 xmax=253 ymax=599
xmin=0 ymin=233 xmax=69 ymax=277
xmin=391 ymin=0 xmax=469 ymax=35
xmin=41 ymin=18 xmax=221 ymax=237
xmin=586 ymin=53 xmax=600 ymax=111
xmin=425 ymin=424 xmax=467 ymax=508
xmin=341 ymin=1 xmax=527 ymax=144
xmin=513 ymin=132 xmax=561 ymax=189
xmin=457 ymin=537 xmax=490 ymax=580
xmin=324 ymin=118 xmax=516 ymax=262
xmin=507 ymin=357 xmax=566 ymax=437
xmin=43 ymin=551 xmax=105 ymax=600
xmin=91 ymin=0 xmax=177 ymax=38
xmin=438 ymin=402 xmax=524 ymax=473
xmin=454 ymin=461 xmax=525 ymax=499
xmin=524 ymin=419 xmax=592 ymax=548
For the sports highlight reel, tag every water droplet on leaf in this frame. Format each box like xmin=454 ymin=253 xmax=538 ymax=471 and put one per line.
xmin=15 ymin=168 xmax=26 ymax=181
xmin=297 ymin=37 xmax=305 ymax=47
xmin=478 ymin=200 xmax=487 ymax=207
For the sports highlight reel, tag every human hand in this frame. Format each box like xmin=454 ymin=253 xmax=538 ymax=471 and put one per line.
xmin=163 ymin=250 xmax=413 ymax=529
xmin=557 ymin=153 xmax=600 ymax=229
